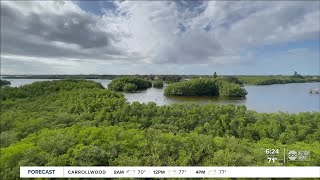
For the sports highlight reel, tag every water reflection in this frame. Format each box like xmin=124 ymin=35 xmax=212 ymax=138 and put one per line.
xmin=124 ymin=87 xmax=246 ymax=106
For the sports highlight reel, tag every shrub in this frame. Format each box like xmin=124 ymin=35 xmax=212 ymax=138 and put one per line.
xmin=0 ymin=79 xmax=104 ymax=100
xmin=123 ymin=83 xmax=138 ymax=92
xmin=222 ymin=76 xmax=243 ymax=85
xmin=108 ymin=77 xmax=152 ymax=91
xmin=0 ymin=80 xmax=11 ymax=87
xmin=153 ymin=81 xmax=164 ymax=88
xmin=164 ymin=78 xmax=247 ymax=97
xmin=164 ymin=78 xmax=220 ymax=96
xmin=107 ymin=81 xmax=125 ymax=91
xmin=219 ymin=83 xmax=247 ymax=97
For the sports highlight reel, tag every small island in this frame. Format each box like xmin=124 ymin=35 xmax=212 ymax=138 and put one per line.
xmin=164 ymin=78 xmax=247 ymax=97
xmin=108 ymin=77 xmax=152 ymax=92
xmin=0 ymin=79 xmax=11 ymax=87
xmin=238 ymin=71 xmax=320 ymax=85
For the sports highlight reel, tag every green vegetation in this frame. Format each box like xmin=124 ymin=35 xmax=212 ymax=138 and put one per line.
xmin=3 ymin=74 xmax=319 ymax=86
xmin=0 ymin=79 xmax=11 ymax=86
xmin=1 ymin=79 xmax=103 ymax=100
xmin=239 ymin=75 xmax=320 ymax=85
xmin=219 ymin=83 xmax=248 ymax=97
xmin=221 ymin=76 xmax=244 ymax=85
xmin=107 ymin=77 xmax=152 ymax=91
xmin=239 ymin=76 xmax=320 ymax=85
xmin=153 ymin=80 xmax=164 ymax=88
xmin=123 ymin=83 xmax=138 ymax=92
xmin=164 ymin=78 xmax=247 ymax=97
xmin=2 ymin=74 xmax=183 ymax=82
xmin=1 ymin=80 xmax=320 ymax=179
xmin=156 ymin=75 xmax=182 ymax=83
xmin=1 ymin=74 xmax=119 ymax=79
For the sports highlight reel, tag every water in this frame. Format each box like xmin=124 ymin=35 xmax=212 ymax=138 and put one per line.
xmin=2 ymin=78 xmax=319 ymax=113
xmin=1 ymin=79 xmax=56 ymax=87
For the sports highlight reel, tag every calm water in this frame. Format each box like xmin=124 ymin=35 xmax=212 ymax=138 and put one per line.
xmin=2 ymin=78 xmax=319 ymax=113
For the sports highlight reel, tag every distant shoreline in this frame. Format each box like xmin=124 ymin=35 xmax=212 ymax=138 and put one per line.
xmin=2 ymin=74 xmax=320 ymax=78
xmin=2 ymin=74 xmax=320 ymax=86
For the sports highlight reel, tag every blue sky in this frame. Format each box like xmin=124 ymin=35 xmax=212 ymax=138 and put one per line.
xmin=77 ymin=1 xmax=116 ymax=15
xmin=1 ymin=1 xmax=319 ymax=75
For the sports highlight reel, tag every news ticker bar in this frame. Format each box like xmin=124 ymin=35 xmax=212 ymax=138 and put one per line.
xmin=21 ymin=166 xmax=320 ymax=178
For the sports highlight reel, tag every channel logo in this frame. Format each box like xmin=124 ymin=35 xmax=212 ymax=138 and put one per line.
xmin=287 ymin=150 xmax=310 ymax=161
xmin=288 ymin=151 xmax=298 ymax=161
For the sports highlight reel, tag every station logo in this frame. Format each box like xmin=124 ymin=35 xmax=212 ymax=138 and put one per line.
xmin=287 ymin=150 xmax=310 ymax=161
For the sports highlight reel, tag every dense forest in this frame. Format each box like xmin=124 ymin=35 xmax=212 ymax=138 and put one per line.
xmin=1 ymin=80 xmax=320 ymax=179
xmin=164 ymin=78 xmax=247 ymax=97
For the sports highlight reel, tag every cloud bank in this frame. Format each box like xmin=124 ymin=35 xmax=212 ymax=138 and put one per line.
xmin=1 ymin=1 xmax=319 ymax=74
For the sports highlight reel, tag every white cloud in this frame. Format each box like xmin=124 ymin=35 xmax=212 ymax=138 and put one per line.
xmin=0 ymin=1 xmax=319 ymax=74
xmin=105 ymin=1 xmax=319 ymax=64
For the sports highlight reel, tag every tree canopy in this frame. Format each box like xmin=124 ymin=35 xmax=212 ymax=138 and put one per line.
xmin=108 ymin=77 xmax=152 ymax=91
xmin=153 ymin=80 xmax=164 ymax=88
xmin=1 ymin=79 xmax=104 ymax=100
xmin=213 ymin=72 xmax=217 ymax=78
xmin=1 ymin=80 xmax=319 ymax=179
xmin=164 ymin=78 xmax=247 ymax=97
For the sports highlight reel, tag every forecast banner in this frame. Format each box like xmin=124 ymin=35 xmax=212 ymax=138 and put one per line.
xmin=20 ymin=166 xmax=320 ymax=178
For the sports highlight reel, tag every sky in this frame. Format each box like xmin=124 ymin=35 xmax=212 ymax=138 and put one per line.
xmin=1 ymin=1 xmax=319 ymax=75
